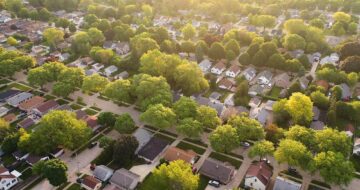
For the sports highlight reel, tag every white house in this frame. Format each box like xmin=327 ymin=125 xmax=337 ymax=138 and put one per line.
xmin=225 ymin=65 xmax=241 ymax=78
xmin=6 ymin=92 xmax=33 ymax=107
xmin=320 ymin=53 xmax=340 ymax=66
xmin=31 ymin=45 xmax=49 ymax=56
xmin=198 ymin=59 xmax=212 ymax=73
xmin=0 ymin=167 xmax=21 ymax=190
xmin=242 ymin=67 xmax=256 ymax=81
xmin=353 ymin=138 xmax=360 ymax=155
xmin=104 ymin=65 xmax=118 ymax=77
xmin=257 ymin=70 xmax=273 ymax=85
xmin=92 ymin=63 xmax=105 ymax=71
xmin=211 ymin=61 xmax=226 ymax=75
xmin=245 ymin=161 xmax=272 ymax=190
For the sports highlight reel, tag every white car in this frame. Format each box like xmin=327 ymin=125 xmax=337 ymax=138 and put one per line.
xmin=208 ymin=180 xmax=220 ymax=187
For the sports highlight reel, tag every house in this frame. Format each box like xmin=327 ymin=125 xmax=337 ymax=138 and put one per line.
xmin=315 ymin=80 xmax=330 ymax=92
xmin=2 ymin=113 xmax=17 ymax=123
xmin=226 ymin=65 xmax=241 ymax=78
xmin=218 ymin=78 xmax=234 ymax=91
xmin=0 ymin=167 xmax=21 ymax=190
xmin=224 ymin=93 xmax=235 ymax=106
xmin=353 ymin=138 xmax=360 ymax=155
xmin=59 ymin=53 xmax=70 ymax=62
xmin=82 ymin=176 xmax=102 ymax=190
xmin=208 ymin=101 xmax=226 ymax=116
xmin=249 ymin=97 xmax=261 ymax=108
xmin=199 ymin=158 xmax=235 ymax=184
xmin=245 ymin=161 xmax=272 ymax=190
xmin=274 ymin=73 xmax=291 ymax=89
xmin=320 ymin=53 xmax=340 ymax=66
xmin=252 ymin=108 xmax=270 ymax=126
xmin=0 ymin=107 xmax=9 ymax=117
xmin=31 ymin=45 xmax=49 ymax=56
xmin=211 ymin=61 xmax=226 ymax=75
xmin=264 ymin=100 xmax=275 ymax=111
xmin=76 ymin=110 xmax=88 ymax=120
xmin=17 ymin=118 xmax=35 ymax=130
xmin=299 ymin=77 xmax=310 ymax=90
xmin=55 ymin=104 xmax=72 ymax=111
xmin=109 ymin=169 xmax=140 ymax=190
xmin=257 ymin=71 xmax=273 ymax=85
xmin=242 ymin=67 xmax=256 ymax=81
xmin=32 ymin=100 xmax=59 ymax=117
xmin=92 ymin=63 xmax=105 ymax=71
xmin=273 ymin=176 xmax=302 ymax=190
xmin=163 ymin=147 xmax=197 ymax=164
xmin=199 ymin=59 xmax=212 ymax=73
xmin=113 ymin=42 xmax=130 ymax=55
xmin=114 ymin=71 xmax=129 ymax=80
xmin=25 ymin=154 xmax=49 ymax=166
xmin=248 ymin=84 xmax=266 ymax=97
xmin=289 ymin=50 xmax=304 ymax=58
xmin=18 ymin=96 xmax=46 ymax=113
xmin=85 ymin=116 xmax=102 ymax=132
xmin=94 ymin=165 xmax=114 ymax=182
xmin=310 ymin=121 xmax=325 ymax=131
xmin=209 ymin=92 xmax=222 ymax=101
xmin=6 ymin=92 xmax=33 ymax=107
xmin=104 ymin=65 xmax=118 ymax=77
xmin=133 ymin=128 xmax=153 ymax=153
xmin=195 ymin=96 xmax=210 ymax=106
xmin=12 ymin=150 xmax=29 ymax=161
xmin=339 ymin=83 xmax=351 ymax=100
xmin=138 ymin=137 xmax=169 ymax=163
xmin=345 ymin=124 xmax=355 ymax=138
xmin=312 ymin=106 xmax=321 ymax=121
xmin=0 ymin=90 xmax=21 ymax=102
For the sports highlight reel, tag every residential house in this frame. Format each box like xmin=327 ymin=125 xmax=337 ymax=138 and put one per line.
xmin=0 ymin=167 xmax=21 ymax=190
xmin=249 ymin=97 xmax=261 ymax=108
xmin=3 ymin=113 xmax=17 ymax=123
xmin=339 ymin=83 xmax=351 ymax=100
xmin=211 ymin=61 xmax=226 ymax=75
xmin=138 ymin=137 xmax=169 ymax=163
xmin=274 ymin=73 xmax=291 ymax=89
xmin=242 ymin=67 xmax=257 ymax=81
xmin=256 ymin=71 xmax=273 ymax=85
xmin=32 ymin=100 xmax=59 ymax=117
xmin=264 ymin=100 xmax=275 ymax=111
xmin=248 ymin=85 xmax=266 ymax=97
xmin=250 ymin=108 xmax=270 ymax=126
xmin=17 ymin=118 xmax=35 ymax=130
xmin=218 ymin=78 xmax=234 ymax=91
xmin=310 ymin=121 xmax=325 ymax=131
xmin=18 ymin=96 xmax=45 ymax=113
xmin=289 ymin=50 xmax=304 ymax=59
xmin=86 ymin=116 xmax=102 ymax=132
xmin=31 ymin=45 xmax=49 ymax=56
xmin=12 ymin=150 xmax=29 ymax=161
xmin=113 ymin=42 xmax=130 ymax=55
xmin=316 ymin=80 xmax=330 ymax=92
xmin=245 ymin=161 xmax=272 ymax=190
xmin=0 ymin=107 xmax=9 ymax=117
xmin=199 ymin=158 xmax=235 ymax=184
xmin=0 ymin=90 xmax=21 ymax=102
xmin=6 ymin=92 xmax=33 ymax=107
xmin=226 ymin=65 xmax=241 ymax=78
xmin=345 ymin=124 xmax=355 ymax=138
xmin=299 ymin=77 xmax=310 ymax=90
xmin=82 ymin=176 xmax=102 ymax=190
xmin=208 ymin=101 xmax=226 ymax=116
xmin=92 ymin=63 xmax=105 ymax=71
xmin=94 ymin=165 xmax=114 ymax=182
xmin=25 ymin=154 xmax=49 ymax=166
xmin=114 ymin=71 xmax=129 ymax=80
xmin=195 ymin=96 xmax=210 ymax=106
xmin=163 ymin=147 xmax=197 ymax=164
xmin=76 ymin=110 xmax=88 ymax=120
xmin=133 ymin=128 xmax=153 ymax=153
xmin=224 ymin=93 xmax=235 ymax=106
xmin=199 ymin=59 xmax=212 ymax=73
xmin=320 ymin=53 xmax=340 ymax=66
xmin=109 ymin=169 xmax=140 ymax=190
xmin=273 ymin=176 xmax=302 ymax=190
xmin=104 ymin=65 xmax=118 ymax=77
xmin=209 ymin=92 xmax=222 ymax=101
xmin=353 ymin=138 xmax=360 ymax=155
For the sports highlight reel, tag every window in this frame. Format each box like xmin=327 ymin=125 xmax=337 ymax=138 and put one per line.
xmin=255 ymin=179 xmax=257 ymax=182
xmin=6 ymin=183 xmax=10 ymax=187
xmin=250 ymin=183 xmax=253 ymax=186
xmin=11 ymin=179 xmax=16 ymax=183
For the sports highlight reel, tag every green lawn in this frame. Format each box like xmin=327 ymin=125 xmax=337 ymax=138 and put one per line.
xmin=70 ymin=104 xmax=83 ymax=110
xmin=268 ymin=86 xmax=281 ymax=98
xmin=67 ymin=183 xmax=82 ymax=190
xmin=84 ymin=108 xmax=98 ymax=116
xmin=20 ymin=168 xmax=33 ymax=180
xmin=183 ymin=138 xmax=208 ymax=148
xmin=209 ymin=152 xmax=242 ymax=169
xmin=89 ymin=106 xmax=102 ymax=111
xmin=154 ymin=133 xmax=176 ymax=143
xmin=176 ymin=141 xmax=206 ymax=155
xmin=198 ymin=175 xmax=210 ymax=190
xmin=24 ymin=176 xmax=44 ymax=190
xmin=44 ymin=94 xmax=56 ymax=100
xmin=139 ymin=173 xmax=209 ymax=190
xmin=310 ymin=180 xmax=331 ymax=189
xmin=2 ymin=154 xmax=16 ymax=166
xmin=8 ymin=83 xmax=32 ymax=91
xmin=159 ymin=129 xmax=178 ymax=137
xmin=56 ymin=182 xmax=71 ymax=190
xmin=56 ymin=99 xmax=69 ymax=105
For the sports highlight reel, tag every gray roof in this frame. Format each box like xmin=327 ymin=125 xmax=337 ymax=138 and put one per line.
xmin=195 ymin=96 xmax=210 ymax=106
xmin=6 ymin=92 xmax=33 ymax=107
xmin=209 ymin=92 xmax=222 ymax=100
xmin=110 ymin=169 xmax=140 ymax=190
xmin=199 ymin=158 xmax=235 ymax=184
xmin=257 ymin=108 xmax=269 ymax=125
xmin=208 ymin=101 xmax=225 ymax=116
xmin=94 ymin=165 xmax=114 ymax=181
xmin=312 ymin=106 xmax=320 ymax=121
xmin=133 ymin=128 xmax=152 ymax=153
xmin=310 ymin=121 xmax=325 ymax=131
xmin=257 ymin=70 xmax=273 ymax=80
xmin=273 ymin=176 xmax=301 ymax=190
xmin=340 ymin=83 xmax=351 ymax=99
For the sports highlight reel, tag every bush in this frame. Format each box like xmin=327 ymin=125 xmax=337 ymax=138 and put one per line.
xmin=114 ymin=113 xmax=136 ymax=134
xmin=92 ymin=143 xmax=114 ymax=165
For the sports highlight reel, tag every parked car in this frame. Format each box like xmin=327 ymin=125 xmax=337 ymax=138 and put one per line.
xmin=261 ymin=158 xmax=271 ymax=164
xmin=288 ymin=167 xmax=297 ymax=174
xmin=240 ymin=141 xmax=251 ymax=148
xmin=88 ymin=141 xmax=98 ymax=149
xmin=76 ymin=178 xmax=83 ymax=184
xmin=208 ymin=180 xmax=220 ymax=187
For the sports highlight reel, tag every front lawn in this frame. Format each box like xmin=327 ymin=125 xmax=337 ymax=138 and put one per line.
xmin=70 ymin=104 xmax=83 ymax=110
xmin=67 ymin=183 xmax=82 ymax=190
xmin=84 ymin=108 xmax=98 ymax=116
xmin=198 ymin=175 xmax=210 ymax=190
xmin=154 ymin=133 xmax=176 ymax=143
xmin=176 ymin=141 xmax=206 ymax=155
xmin=268 ymin=86 xmax=281 ymax=98
xmin=56 ymin=99 xmax=69 ymax=105
xmin=8 ymin=83 xmax=32 ymax=91
xmin=209 ymin=152 xmax=242 ymax=169
xmin=1 ymin=154 xmax=16 ymax=166
xmin=44 ymin=94 xmax=56 ymax=100
xmin=0 ymin=79 xmax=11 ymax=85
xmin=20 ymin=168 xmax=33 ymax=180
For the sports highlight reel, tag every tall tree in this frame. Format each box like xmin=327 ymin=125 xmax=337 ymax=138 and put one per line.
xmin=33 ymin=159 xmax=68 ymax=187
xmin=43 ymin=28 xmax=64 ymax=49
xmin=285 ymin=125 xmax=316 ymax=150
xmin=248 ymin=140 xmax=275 ymax=160
xmin=114 ymin=114 xmax=136 ymax=134
xmin=173 ymin=97 xmax=198 ymax=120
xmin=195 ymin=106 xmax=221 ymax=129
xmin=176 ymin=118 xmax=203 ymax=139
xmin=182 ymin=23 xmax=196 ymax=40
xmin=209 ymin=125 xmax=239 ymax=153
xmin=209 ymin=42 xmax=226 ymax=60
xmin=228 ymin=115 xmax=265 ymax=141
xmin=103 ymin=80 xmax=132 ymax=103
xmin=285 ymin=93 xmax=313 ymax=126
xmin=112 ymin=135 xmax=139 ymax=166
xmin=315 ymin=128 xmax=352 ymax=157
xmin=82 ymin=74 xmax=109 ymax=93
xmin=274 ymin=139 xmax=312 ymax=169
xmin=140 ymin=104 xmax=176 ymax=129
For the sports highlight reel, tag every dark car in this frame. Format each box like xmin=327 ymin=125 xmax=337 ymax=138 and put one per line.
xmin=76 ymin=178 xmax=83 ymax=184
xmin=208 ymin=180 xmax=220 ymax=187
xmin=88 ymin=141 xmax=98 ymax=149
xmin=288 ymin=167 xmax=297 ymax=174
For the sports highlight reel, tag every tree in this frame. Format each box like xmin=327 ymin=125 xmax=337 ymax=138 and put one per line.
xmin=0 ymin=118 xmax=11 ymax=142
xmin=27 ymin=111 xmax=92 ymax=154
xmin=309 ymin=18 xmax=324 ymax=29
xmin=252 ymin=14 xmax=276 ymax=32
xmin=181 ymin=40 xmax=195 ymax=54
xmin=333 ymin=12 xmax=351 ymax=23
xmin=284 ymin=19 xmax=307 ymax=34
xmin=315 ymin=128 xmax=352 ymax=157
xmin=130 ymin=33 xmax=160 ymax=58
xmin=2 ymin=132 xmax=19 ymax=154
xmin=90 ymin=47 xmax=114 ymax=64
xmin=173 ymin=62 xmax=209 ymax=96
xmin=27 ymin=67 xmax=48 ymax=88
xmin=7 ymin=37 xmax=18 ymax=46
xmin=285 ymin=93 xmax=313 ymax=125
xmin=33 ymin=159 xmax=68 ymax=186
xmin=153 ymin=160 xmax=199 ymax=190
xmin=209 ymin=42 xmax=225 ymax=60
xmin=347 ymin=72 xmax=359 ymax=87
xmin=209 ymin=125 xmax=239 ymax=153
xmin=267 ymin=53 xmax=285 ymax=69
xmin=248 ymin=140 xmax=275 ymax=160
xmin=182 ymin=23 xmax=196 ymax=40
xmin=314 ymin=151 xmax=354 ymax=185
xmin=113 ymin=135 xmax=139 ymax=166
xmin=71 ymin=31 xmax=91 ymax=55
xmin=97 ymin=112 xmax=116 ymax=127
xmin=285 ymin=125 xmax=316 ymax=150
xmin=340 ymin=56 xmax=360 ymax=73
xmin=265 ymin=124 xmax=285 ymax=144
xmin=173 ymin=97 xmax=198 ymax=120
xmin=310 ymin=91 xmax=329 ymax=109
xmin=82 ymin=74 xmax=109 ymax=93
xmin=225 ymin=39 xmax=240 ymax=56
xmin=260 ymin=42 xmax=277 ymax=58
xmin=114 ymin=114 xmax=136 ymax=134
xmin=228 ymin=115 xmax=265 ymax=141
xmin=274 ymin=139 xmax=312 ymax=169
xmin=52 ymin=82 xmax=75 ymax=97
xmin=196 ymin=106 xmax=221 ymax=129
xmin=332 ymin=22 xmax=346 ymax=36
xmin=339 ymin=42 xmax=360 ymax=60
xmin=283 ymin=34 xmax=306 ymax=51
xmin=103 ymin=80 xmax=132 ymax=103
xmin=4 ymin=0 xmax=23 ymax=13
xmin=251 ymin=50 xmax=267 ymax=67
xmin=43 ymin=28 xmax=64 ymax=49
xmin=140 ymin=104 xmax=176 ymax=129
xmin=176 ymin=118 xmax=203 ymax=139
xmin=88 ymin=27 xmax=105 ymax=46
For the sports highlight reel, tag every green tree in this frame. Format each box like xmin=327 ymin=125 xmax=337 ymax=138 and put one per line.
xmin=196 ymin=106 xmax=221 ymax=129
xmin=225 ymin=39 xmax=240 ymax=56
xmin=209 ymin=125 xmax=239 ymax=153
xmin=173 ymin=97 xmax=198 ymax=120
xmin=7 ymin=37 xmax=18 ymax=46
xmin=43 ymin=28 xmax=64 ymax=49
xmin=315 ymin=128 xmax=352 ymax=157
xmin=97 ymin=112 xmax=116 ymax=127
xmin=284 ymin=19 xmax=307 ymax=34
xmin=130 ymin=33 xmax=160 ymax=58
xmin=90 ymin=47 xmax=114 ymax=65
xmin=209 ymin=42 xmax=226 ymax=60
xmin=248 ymin=140 xmax=275 ymax=160
xmin=27 ymin=67 xmax=48 ymax=88
xmin=82 ymin=74 xmax=109 ymax=93
xmin=283 ymin=34 xmax=306 ymax=50
xmin=252 ymin=14 xmax=276 ymax=32
xmin=176 ymin=118 xmax=203 ymax=139
xmin=112 ymin=135 xmax=139 ymax=166
xmin=182 ymin=23 xmax=196 ymax=40
xmin=153 ymin=160 xmax=199 ymax=190
xmin=314 ymin=151 xmax=354 ymax=185
xmin=71 ymin=31 xmax=91 ymax=55
xmin=52 ymin=82 xmax=75 ymax=97
xmin=228 ymin=115 xmax=265 ymax=141
xmin=103 ymin=80 xmax=132 ymax=103
xmin=114 ymin=114 xmax=136 ymax=134
xmin=140 ymin=104 xmax=176 ymax=129
xmin=340 ymin=56 xmax=360 ymax=73
xmin=252 ymin=50 xmax=267 ymax=67
xmin=333 ymin=12 xmax=351 ymax=23
xmin=1 ymin=132 xmax=19 ymax=154
xmin=33 ymin=159 xmax=68 ymax=187
xmin=285 ymin=93 xmax=313 ymax=125
xmin=88 ymin=27 xmax=105 ymax=46
xmin=0 ymin=118 xmax=11 ymax=142
xmin=285 ymin=125 xmax=316 ymax=150
xmin=274 ymin=139 xmax=312 ymax=169
xmin=265 ymin=124 xmax=285 ymax=144
xmin=238 ymin=52 xmax=251 ymax=65
xmin=310 ymin=91 xmax=329 ymax=109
